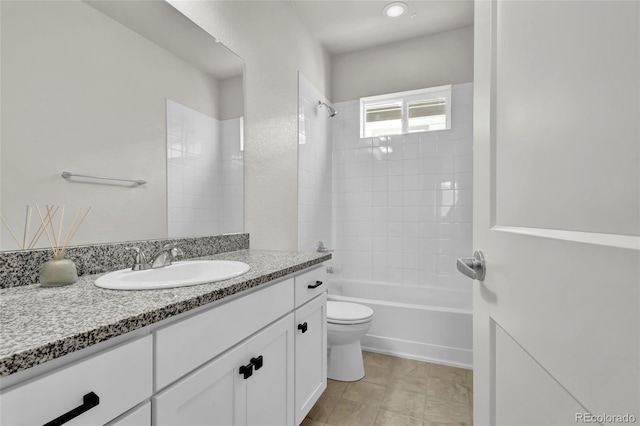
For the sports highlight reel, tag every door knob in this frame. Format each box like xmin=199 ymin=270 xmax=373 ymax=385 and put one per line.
xmin=456 ymin=251 xmax=486 ymax=280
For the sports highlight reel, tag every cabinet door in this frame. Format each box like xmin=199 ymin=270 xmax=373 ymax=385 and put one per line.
xmin=0 ymin=336 xmax=152 ymax=426
xmin=294 ymin=293 xmax=327 ymax=425
xmin=245 ymin=314 xmax=295 ymax=426
xmin=107 ymin=402 xmax=151 ymax=426
xmin=153 ymin=344 xmax=246 ymax=426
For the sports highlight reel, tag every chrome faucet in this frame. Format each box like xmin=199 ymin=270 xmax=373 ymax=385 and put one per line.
xmin=126 ymin=243 xmax=184 ymax=271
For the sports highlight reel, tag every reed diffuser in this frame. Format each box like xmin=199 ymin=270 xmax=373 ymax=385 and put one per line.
xmin=35 ymin=204 xmax=92 ymax=287
xmin=0 ymin=205 xmax=61 ymax=250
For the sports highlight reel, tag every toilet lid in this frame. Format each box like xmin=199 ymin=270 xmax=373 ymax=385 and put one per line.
xmin=327 ymin=301 xmax=374 ymax=324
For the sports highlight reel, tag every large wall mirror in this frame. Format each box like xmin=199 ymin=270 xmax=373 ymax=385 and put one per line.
xmin=0 ymin=0 xmax=244 ymax=251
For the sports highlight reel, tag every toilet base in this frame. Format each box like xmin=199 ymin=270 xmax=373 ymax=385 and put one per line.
xmin=327 ymin=340 xmax=365 ymax=381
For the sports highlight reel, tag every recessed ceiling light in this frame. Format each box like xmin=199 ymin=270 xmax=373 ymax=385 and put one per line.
xmin=383 ymin=2 xmax=408 ymax=18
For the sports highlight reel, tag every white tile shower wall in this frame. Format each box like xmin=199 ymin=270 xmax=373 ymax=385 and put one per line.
xmin=331 ymin=83 xmax=474 ymax=307
xmin=167 ymin=100 xmax=221 ymax=237
xmin=167 ymin=100 xmax=222 ymax=238
xmin=298 ymin=74 xmax=333 ymax=252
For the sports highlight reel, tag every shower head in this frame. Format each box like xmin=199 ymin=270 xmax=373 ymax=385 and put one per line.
xmin=318 ymin=101 xmax=337 ymax=118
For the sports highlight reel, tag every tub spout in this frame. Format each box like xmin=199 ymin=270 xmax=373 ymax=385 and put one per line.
xmin=316 ymin=241 xmax=334 ymax=253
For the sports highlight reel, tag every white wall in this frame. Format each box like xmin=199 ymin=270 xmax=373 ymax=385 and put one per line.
xmin=169 ymin=1 xmax=330 ymax=250
xmin=332 ymin=26 xmax=474 ymax=102
xmin=331 ymin=83 xmax=474 ymax=309
xmin=297 ymin=73 xmax=332 ymax=252
xmin=0 ymin=1 xmax=222 ymax=249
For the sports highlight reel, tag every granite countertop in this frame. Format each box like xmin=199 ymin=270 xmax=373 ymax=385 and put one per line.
xmin=0 ymin=249 xmax=331 ymax=377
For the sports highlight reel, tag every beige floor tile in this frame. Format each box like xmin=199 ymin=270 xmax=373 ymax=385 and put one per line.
xmin=387 ymin=374 xmax=430 ymax=394
xmin=428 ymin=364 xmax=468 ymax=385
xmin=423 ymin=420 xmax=469 ymax=426
xmin=390 ymin=357 xmax=431 ymax=380
xmin=427 ymin=377 xmax=469 ymax=405
xmin=342 ymin=381 xmax=387 ymax=406
xmin=326 ymin=379 xmax=351 ymax=399
xmin=308 ymin=393 xmax=341 ymax=423
xmin=375 ymin=409 xmax=424 ymax=426
xmin=363 ymin=351 xmax=395 ymax=370
xmin=326 ymin=399 xmax=379 ymax=426
xmin=302 ymin=418 xmax=329 ymax=426
xmin=380 ymin=388 xmax=427 ymax=418
xmin=362 ymin=363 xmax=393 ymax=387
xmin=309 ymin=353 xmax=474 ymax=426
xmin=423 ymin=397 xmax=471 ymax=425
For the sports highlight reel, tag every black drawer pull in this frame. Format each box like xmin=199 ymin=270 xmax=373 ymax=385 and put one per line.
xmin=239 ymin=363 xmax=253 ymax=379
xmin=307 ymin=280 xmax=323 ymax=289
xmin=298 ymin=322 xmax=308 ymax=333
xmin=43 ymin=392 xmax=100 ymax=426
xmin=251 ymin=355 xmax=264 ymax=370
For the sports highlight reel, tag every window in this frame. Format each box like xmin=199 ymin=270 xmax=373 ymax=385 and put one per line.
xmin=360 ymin=85 xmax=452 ymax=138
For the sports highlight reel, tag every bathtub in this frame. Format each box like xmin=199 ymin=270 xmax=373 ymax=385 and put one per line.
xmin=326 ymin=279 xmax=473 ymax=368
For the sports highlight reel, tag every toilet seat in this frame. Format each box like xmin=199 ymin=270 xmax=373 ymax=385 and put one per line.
xmin=327 ymin=301 xmax=373 ymax=325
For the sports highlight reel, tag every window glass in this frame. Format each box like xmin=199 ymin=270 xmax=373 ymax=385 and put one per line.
xmin=364 ymin=102 xmax=402 ymax=136
xmin=360 ymin=85 xmax=451 ymax=138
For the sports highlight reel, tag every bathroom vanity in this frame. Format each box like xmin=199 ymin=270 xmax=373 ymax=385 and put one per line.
xmin=0 ymin=249 xmax=329 ymax=426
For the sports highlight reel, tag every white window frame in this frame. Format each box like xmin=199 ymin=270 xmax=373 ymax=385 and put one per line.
xmin=360 ymin=85 xmax=452 ymax=138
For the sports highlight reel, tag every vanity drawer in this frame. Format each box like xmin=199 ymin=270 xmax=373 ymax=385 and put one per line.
xmin=0 ymin=335 xmax=152 ymax=426
xmin=155 ymin=279 xmax=294 ymax=390
xmin=294 ymin=266 xmax=326 ymax=308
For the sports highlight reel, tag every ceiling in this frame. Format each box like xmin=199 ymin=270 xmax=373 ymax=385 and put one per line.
xmin=287 ymin=0 xmax=474 ymax=55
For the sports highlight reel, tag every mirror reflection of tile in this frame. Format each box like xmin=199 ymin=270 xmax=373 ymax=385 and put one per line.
xmin=167 ymin=100 xmax=244 ymax=239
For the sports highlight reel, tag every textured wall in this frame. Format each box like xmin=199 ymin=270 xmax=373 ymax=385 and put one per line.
xmin=331 ymin=26 xmax=474 ymax=102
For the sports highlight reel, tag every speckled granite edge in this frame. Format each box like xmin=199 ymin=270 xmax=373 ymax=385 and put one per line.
xmin=0 ymin=233 xmax=249 ymax=288
xmin=0 ymin=251 xmax=331 ymax=376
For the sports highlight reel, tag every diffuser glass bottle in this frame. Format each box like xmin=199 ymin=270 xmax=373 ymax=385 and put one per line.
xmin=35 ymin=204 xmax=91 ymax=287
xmin=40 ymin=253 xmax=78 ymax=287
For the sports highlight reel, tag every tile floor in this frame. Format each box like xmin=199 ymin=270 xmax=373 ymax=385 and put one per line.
xmin=302 ymin=351 xmax=473 ymax=426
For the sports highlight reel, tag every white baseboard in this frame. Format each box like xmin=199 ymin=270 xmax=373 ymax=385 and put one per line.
xmin=361 ymin=333 xmax=473 ymax=369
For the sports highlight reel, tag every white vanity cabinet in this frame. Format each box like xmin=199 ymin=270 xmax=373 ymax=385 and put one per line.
xmin=153 ymin=278 xmax=296 ymax=426
xmin=154 ymin=314 xmax=295 ymax=426
xmin=0 ymin=335 xmax=153 ymax=426
xmin=293 ymin=268 xmax=328 ymax=425
xmin=0 ymin=263 xmax=328 ymax=426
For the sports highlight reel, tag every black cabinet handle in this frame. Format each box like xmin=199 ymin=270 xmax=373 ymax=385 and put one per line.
xmin=298 ymin=322 xmax=308 ymax=333
xmin=43 ymin=392 xmax=100 ymax=426
xmin=308 ymin=280 xmax=323 ymax=289
xmin=250 ymin=355 xmax=263 ymax=370
xmin=239 ymin=363 xmax=253 ymax=379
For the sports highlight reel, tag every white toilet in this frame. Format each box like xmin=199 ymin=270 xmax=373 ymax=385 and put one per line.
xmin=326 ymin=301 xmax=374 ymax=381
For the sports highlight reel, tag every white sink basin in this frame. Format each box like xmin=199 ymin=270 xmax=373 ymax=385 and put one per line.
xmin=95 ymin=260 xmax=251 ymax=290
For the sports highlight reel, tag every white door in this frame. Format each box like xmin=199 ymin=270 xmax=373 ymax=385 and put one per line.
xmin=473 ymin=1 xmax=639 ymax=425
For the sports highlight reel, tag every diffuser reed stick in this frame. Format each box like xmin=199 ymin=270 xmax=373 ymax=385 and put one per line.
xmin=0 ymin=205 xmax=61 ymax=250
xmin=35 ymin=204 xmax=92 ymax=257
xmin=27 ymin=206 xmax=59 ymax=249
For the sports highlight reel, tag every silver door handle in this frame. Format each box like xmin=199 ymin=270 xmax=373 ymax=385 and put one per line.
xmin=456 ymin=251 xmax=486 ymax=280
